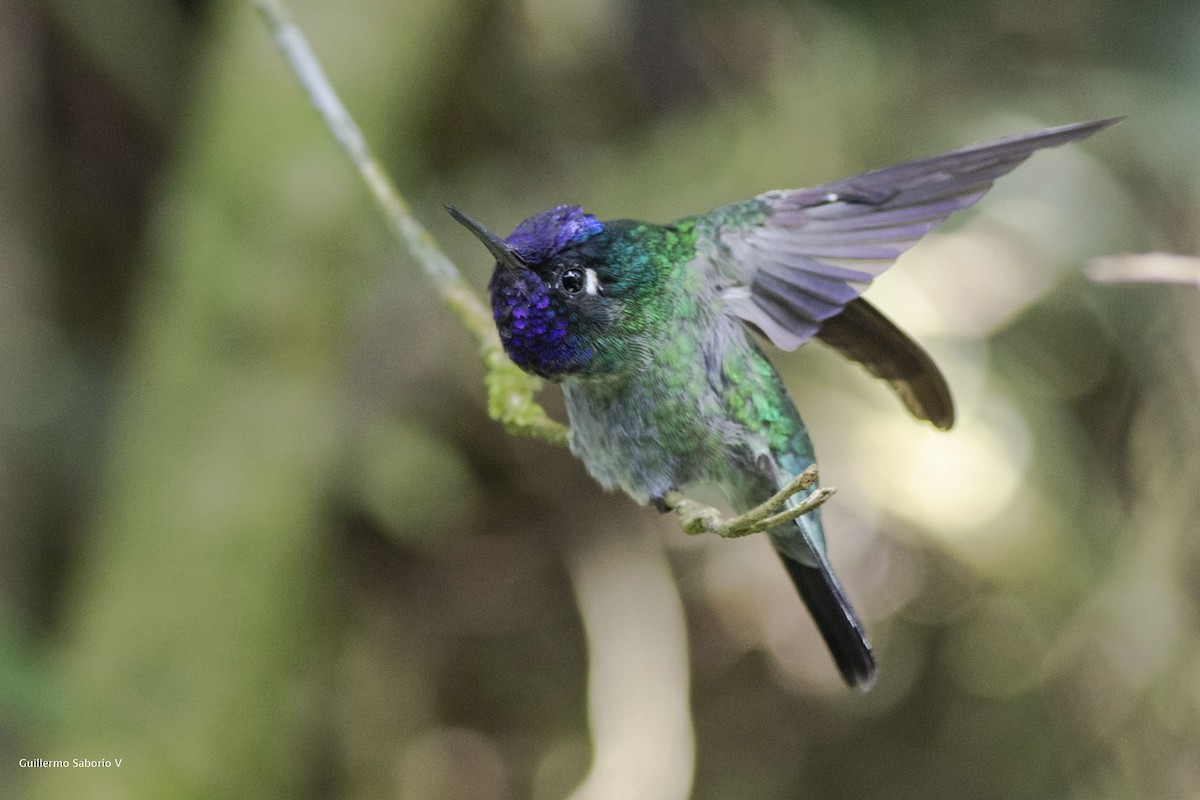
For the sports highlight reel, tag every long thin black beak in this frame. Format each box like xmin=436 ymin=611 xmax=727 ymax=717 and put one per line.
xmin=445 ymin=206 xmax=526 ymax=272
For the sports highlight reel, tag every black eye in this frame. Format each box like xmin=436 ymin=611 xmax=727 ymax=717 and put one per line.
xmin=560 ymin=267 xmax=585 ymax=294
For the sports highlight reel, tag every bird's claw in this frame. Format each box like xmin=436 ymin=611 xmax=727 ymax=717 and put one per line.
xmin=661 ymin=465 xmax=834 ymax=539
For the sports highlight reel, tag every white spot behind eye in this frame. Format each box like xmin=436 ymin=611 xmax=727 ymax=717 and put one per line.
xmin=584 ymin=267 xmax=599 ymax=295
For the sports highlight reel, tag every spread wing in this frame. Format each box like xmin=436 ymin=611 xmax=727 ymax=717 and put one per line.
xmin=692 ymin=118 xmax=1118 ymax=427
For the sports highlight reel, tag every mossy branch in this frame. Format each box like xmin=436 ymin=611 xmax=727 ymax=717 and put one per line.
xmin=251 ymin=0 xmax=830 ymax=534
xmin=483 ymin=349 xmax=569 ymax=446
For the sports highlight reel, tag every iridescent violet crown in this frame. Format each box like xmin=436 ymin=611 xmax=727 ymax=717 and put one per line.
xmin=505 ymin=205 xmax=604 ymax=263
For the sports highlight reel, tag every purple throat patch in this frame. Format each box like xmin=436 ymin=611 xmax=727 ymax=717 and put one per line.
xmin=491 ymin=270 xmax=587 ymax=375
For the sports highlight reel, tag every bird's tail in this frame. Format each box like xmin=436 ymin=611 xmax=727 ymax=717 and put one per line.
xmin=776 ymin=539 xmax=876 ymax=690
xmin=740 ymin=446 xmax=876 ymax=688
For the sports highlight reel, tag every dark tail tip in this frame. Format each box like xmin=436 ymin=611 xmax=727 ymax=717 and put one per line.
xmin=778 ymin=552 xmax=876 ymax=690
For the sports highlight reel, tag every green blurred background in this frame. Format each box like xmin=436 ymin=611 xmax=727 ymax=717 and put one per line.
xmin=3 ymin=0 xmax=1200 ymax=798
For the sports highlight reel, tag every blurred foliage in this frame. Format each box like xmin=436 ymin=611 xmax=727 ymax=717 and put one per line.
xmin=2 ymin=0 xmax=1199 ymax=798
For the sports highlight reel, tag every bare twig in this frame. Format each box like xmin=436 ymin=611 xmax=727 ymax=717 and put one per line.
xmin=251 ymin=0 xmax=567 ymax=446
xmin=1087 ymin=252 xmax=1200 ymax=288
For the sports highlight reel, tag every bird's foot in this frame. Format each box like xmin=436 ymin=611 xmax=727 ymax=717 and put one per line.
xmin=662 ymin=465 xmax=835 ymax=539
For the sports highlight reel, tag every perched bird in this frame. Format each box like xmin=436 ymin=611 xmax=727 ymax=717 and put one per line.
xmin=449 ymin=118 xmax=1117 ymax=689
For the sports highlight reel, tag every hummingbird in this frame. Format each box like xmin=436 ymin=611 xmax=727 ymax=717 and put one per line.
xmin=449 ymin=118 xmax=1117 ymax=690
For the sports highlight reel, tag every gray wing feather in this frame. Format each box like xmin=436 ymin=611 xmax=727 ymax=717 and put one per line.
xmin=703 ymin=118 xmax=1119 ymax=353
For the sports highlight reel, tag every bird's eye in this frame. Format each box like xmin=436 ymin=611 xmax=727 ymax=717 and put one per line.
xmin=560 ymin=267 xmax=586 ymax=294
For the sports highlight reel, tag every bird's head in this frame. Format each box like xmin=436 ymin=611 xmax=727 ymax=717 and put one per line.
xmin=448 ymin=205 xmax=638 ymax=380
